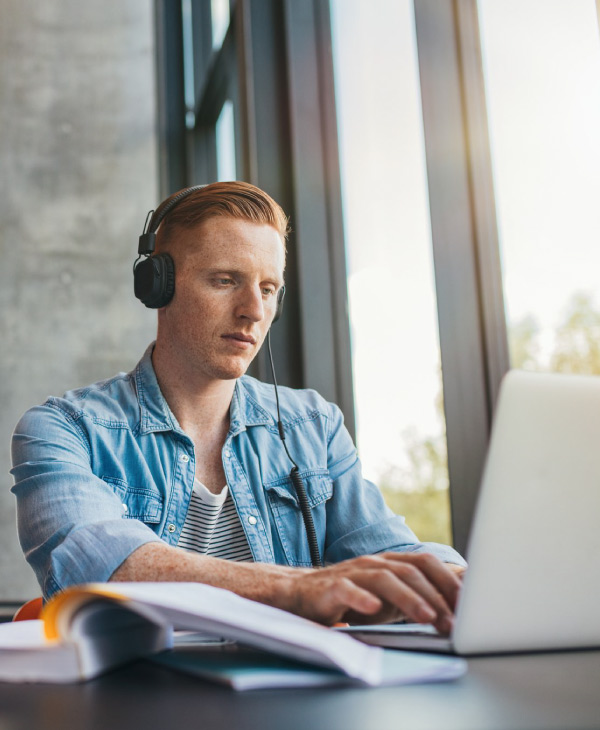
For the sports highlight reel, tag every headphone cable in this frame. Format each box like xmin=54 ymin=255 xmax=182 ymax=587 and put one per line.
xmin=267 ymin=331 xmax=323 ymax=568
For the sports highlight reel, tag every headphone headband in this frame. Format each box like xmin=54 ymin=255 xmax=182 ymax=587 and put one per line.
xmin=138 ymin=184 xmax=208 ymax=256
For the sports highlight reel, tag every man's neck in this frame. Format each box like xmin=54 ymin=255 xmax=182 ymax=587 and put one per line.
xmin=151 ymin=342 xmax=235 ymax=438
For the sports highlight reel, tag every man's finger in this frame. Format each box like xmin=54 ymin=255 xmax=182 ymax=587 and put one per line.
xmin=382 ymin=561 xmax=455 ymax=633
xmin=382 ymin=552 xmax=462 ymax=611
xmin=343 ymin=568 xmax=442 ymax=626
xmin=297 ymin=574 xmax=382 ymax=624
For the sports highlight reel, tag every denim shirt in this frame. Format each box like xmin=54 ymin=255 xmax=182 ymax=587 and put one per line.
xmin=11 ymin=344 xmax=465 ymax=599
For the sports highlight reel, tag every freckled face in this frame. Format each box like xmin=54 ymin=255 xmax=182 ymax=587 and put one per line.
xmin=157 ymin=217 xmax=285 ymax=383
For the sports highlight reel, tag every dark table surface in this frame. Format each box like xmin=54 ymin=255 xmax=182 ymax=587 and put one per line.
xmin=1 ymin=647 xmax=599 ymax=730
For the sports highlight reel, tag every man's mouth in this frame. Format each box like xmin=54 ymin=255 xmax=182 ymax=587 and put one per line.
xmin=222 ymin=333 xmax=257 ymax=347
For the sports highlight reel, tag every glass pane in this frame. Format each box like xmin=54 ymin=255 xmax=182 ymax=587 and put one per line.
xmin=330 ymin=0 xmax=452 ymax=544
xmin=216 ymin=100 xmax=237 ymax=181
xmin=181 ymin=0 xmax=196 ymax=129
xmin=479 ymin=0 xmax=600 ymax=374
xmin=211 ymin=0 xmax=230 ymax=50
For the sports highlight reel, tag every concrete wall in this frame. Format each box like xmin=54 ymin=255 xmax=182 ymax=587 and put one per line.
xmin=0 ymin=1 xmax=158 ymax=599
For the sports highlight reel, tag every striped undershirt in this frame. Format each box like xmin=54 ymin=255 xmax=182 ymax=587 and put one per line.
xmin=177 ymin=480 xmax=254 ymax=562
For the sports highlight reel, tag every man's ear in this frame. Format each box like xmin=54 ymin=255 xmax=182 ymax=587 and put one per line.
xmin=273 ymin=285 xmax=286 ymax=323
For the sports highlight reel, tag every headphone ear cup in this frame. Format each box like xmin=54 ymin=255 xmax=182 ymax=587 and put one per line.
xmin=133 ymin=254 xmax=175 ymax=309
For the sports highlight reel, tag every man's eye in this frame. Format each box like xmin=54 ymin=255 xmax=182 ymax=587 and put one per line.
xmin=216 ymin=278 xmax=234 ymax=286
xmin=262 ymin=287 xmax=275 ymax=297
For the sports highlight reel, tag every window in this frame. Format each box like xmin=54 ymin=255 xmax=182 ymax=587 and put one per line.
xmin=211 ymin=0 xmax=230 ymax=50
xmin=479 ymin=0 xmax=600 ymax=375
xmin=331 ymin=0 xmax=452 ymax=544
xmin=216 ymin=99 xmax=237 ymax=181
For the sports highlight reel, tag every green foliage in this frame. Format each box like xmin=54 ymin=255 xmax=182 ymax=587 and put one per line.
xmin=508 ymin=291 xmax=600 ymax=373
xmin=549 ymin=293 xmax=600 ymax=374
xmin=378 ymin=427 xmax=452 ymax=545
xmin=508 ymin=314 xmax=541 ymax=370
xmin=380 ymin=481 xmax=453 ymax=546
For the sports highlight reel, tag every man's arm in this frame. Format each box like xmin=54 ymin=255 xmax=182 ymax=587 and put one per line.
xmin=11 ymin=403 xmax=164 ymax=599
xmin=111 ymin=542 xmax=461 ymax=634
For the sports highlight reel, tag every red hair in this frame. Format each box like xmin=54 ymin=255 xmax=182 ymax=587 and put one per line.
xmin=156 ymin=181 xmax=289 ymax=250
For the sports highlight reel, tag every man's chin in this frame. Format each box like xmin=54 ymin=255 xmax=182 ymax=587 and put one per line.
xmin=211 ymin=356 xmax=255 ymax=381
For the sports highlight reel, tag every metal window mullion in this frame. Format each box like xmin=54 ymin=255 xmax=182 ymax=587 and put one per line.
xmin=282 ymin=0 xmax=353 ymax=424
xmin=235 ymin=0 xmax=258 ymax=184
xmin=314 ymin=0 xmax=355 ymax=433
xmin=190 ymin=0 xmax=214 ymax=108
xmin=155 ymin=0 xmax=188 ymax=196
xmin=414 ymin=0 xmax=493 ymax=556
xmin=454 ymin=0 xmax=510 ymax=412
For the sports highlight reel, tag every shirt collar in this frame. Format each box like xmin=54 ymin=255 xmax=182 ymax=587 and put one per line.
xmin=229 ymin=378 xmax=273 ymax=435
xmin=134 ymin=343 xmax=179 ymax=435
xmin=134 ymin=342 xmax=274 ymax=436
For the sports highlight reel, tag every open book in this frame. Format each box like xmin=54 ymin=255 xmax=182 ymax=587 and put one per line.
xmin=0 ymin=582 xmax=466 ymax=688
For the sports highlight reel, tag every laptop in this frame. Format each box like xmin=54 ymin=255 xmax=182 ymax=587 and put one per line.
xmin=341 ymin=369 xmax=600 ymax=655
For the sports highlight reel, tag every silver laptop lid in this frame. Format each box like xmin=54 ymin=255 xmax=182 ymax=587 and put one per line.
xmin=453 ymin=369 xmax=600 ymax=655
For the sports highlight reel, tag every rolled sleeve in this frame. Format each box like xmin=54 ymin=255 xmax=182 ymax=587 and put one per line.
xmin=11 ymin=403 xmax=162 ymax=599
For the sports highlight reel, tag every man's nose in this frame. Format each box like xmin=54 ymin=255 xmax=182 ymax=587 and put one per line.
xmin=237 ymin=285 xmax=264 ymax=322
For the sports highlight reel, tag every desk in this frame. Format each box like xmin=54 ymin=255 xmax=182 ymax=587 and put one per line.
xmin=0 ymin=649 xmax=599 ymax=730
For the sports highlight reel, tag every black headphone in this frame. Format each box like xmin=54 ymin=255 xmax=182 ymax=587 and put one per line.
xmin=133 ymin=184 xmax=285 ymax=321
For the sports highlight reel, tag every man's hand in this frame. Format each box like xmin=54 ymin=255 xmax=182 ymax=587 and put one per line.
xmin=286 ymin=553 xmax=463 ymax=635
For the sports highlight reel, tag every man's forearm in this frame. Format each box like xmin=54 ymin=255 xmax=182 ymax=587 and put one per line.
xmin=110 ymin=542 xmax=302 ymax=611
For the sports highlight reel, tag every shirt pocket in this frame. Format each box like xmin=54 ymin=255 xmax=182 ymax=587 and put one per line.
xmin=263 ymin=471 xmax=333 ymax=567
xmin=102 ymin=475 xmax=164 ymax=524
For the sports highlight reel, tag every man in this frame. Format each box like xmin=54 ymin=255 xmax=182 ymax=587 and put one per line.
xmin=11 ymin=181 xmax=465 ymax=634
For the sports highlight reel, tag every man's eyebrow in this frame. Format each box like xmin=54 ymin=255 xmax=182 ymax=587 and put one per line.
xmin=205 ymin=268 xmax=284 ymax=286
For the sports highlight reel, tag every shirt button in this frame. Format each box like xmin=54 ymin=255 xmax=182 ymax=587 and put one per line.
xmin=122 ymin=504 xmax=128 ymax=513
xmin=180 ymin=454 xmax=190 ymax=462
xmin=247 ymin=515 xmax=257 ymax=525
xmin=225 ymin=450 xmax=232 ymax=458
xmin=167 ymin=524 xmax=176 ymax=533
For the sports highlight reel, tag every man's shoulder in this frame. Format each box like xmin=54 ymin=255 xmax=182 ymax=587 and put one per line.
xmin=238 ymin=375 xmax=334 ymax=424
xmin=61 ymin=371 xmax=136 ymax=412
xmin=25 ymin=370 xmax=138 ymax=428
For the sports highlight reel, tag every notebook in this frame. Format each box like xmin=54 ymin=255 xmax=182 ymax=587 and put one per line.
xmin=342 ymin=369 xmax=600 ymax=655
